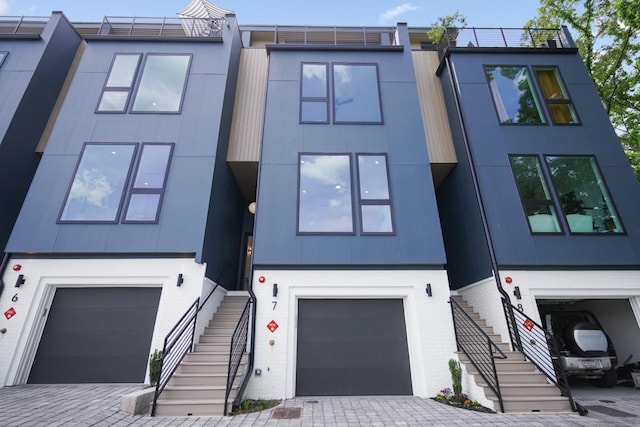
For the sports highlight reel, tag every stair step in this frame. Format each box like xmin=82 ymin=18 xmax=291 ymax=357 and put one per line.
xmin=482 ymin=383 xmax=562 ymax=397
xmin=496 ymin=396 xmax=572 ymax=413
xmin=194 ymin=343 xmax=230 ymax=352
xmin=183 ymin=352 xmax=232 ymax=363
xmin=168 ymin=373 xmax=228 ymax=386
xmin=176 ymin=361 xmax=230 ymax=374
xmin=162 ymin=385 xmax=235 ymax=400
xmin=199 ymin=335 xmax=232 ymax=344
xmin=153 ymin=399 xmax=229 ymax=417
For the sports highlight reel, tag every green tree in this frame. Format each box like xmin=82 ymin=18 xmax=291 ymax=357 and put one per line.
xmin=427 ymin=11 xmax=467 ymax=44
xmin=527 ymin=0 xmax=640 ymax=178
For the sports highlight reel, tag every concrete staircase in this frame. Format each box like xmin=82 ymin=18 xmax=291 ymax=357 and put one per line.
xmin=153 ymin=294 xmax=249 ymax=416
xmin=451 ymin=295 xmax=572 ymax=413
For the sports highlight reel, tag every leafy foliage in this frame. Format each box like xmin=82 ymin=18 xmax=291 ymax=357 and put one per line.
xmin=448 ymin=358 xmax=463 ymax=396
xmin=527 ymin=0 xmax=640 ymax=178
xmin=427 ymin=11 xmax=467 ymax=44
xmin=434 ymin=388 xmax=494 ymax=412
xmin=148 ymin=349 xmax=162 ymax=386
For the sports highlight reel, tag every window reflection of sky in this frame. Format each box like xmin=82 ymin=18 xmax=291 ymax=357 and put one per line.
xmin=125 ymin=193 xmax=160 ymax=221
xmin=106 ymin=54 xmax=140 ymax=87
xmin=361 ymin=205 xmax=392 ymax=233
xmin=299 ymin=155 xmax=353 ymax=232
xmin=132 ymin=55 xmax=190 ymax=112
xmin=98 ymin=91 xmax=128 ymax=111
xmin=358 ymin=156 xmax=389 ymax=200
xmin=302 ymin=64 xmax=326 ymax=98
xmin=333 ymin=64 xmax=381 ymax=123
xmin=61 ymin=144 xmax=135 ymax=221
xmin=133 ymin=145 xmax=171 ymax=189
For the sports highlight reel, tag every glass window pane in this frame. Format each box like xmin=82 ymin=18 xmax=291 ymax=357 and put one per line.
xmin=358 ymin=155 xmax=389 ymax=200
xmin=525 ymin=205 xmax=562 ymax=233
xmin=548 ymin=103 xmax=578 ymax=124
xmin=485 ymin=66 xmax=545 ymax=124
xmin=546 ymin=156 xmax=624 ymax=233
xmin=132 ymin=55 xmax=191 ymax=112
xmin=535 ymin=68 xmax=567 ymax=100
xmin=60 ymin=144 xmax=136 ymax=221
xmin=333 ymin=64 xmax=382 ymax=123
xmin=361 ymin=205 xmax=393 ymax=233
xmin=133 ymin=144 xmax=172 ymax=189
xmin=302 ymin=64 xmax=327 ymax=98
xmin=299 ymin=155 xmax=353 ymax=233
xmin=125 ymin=193 xmax=161 ymax=222
xmin=301 ymin=101 xmax=328 ymax=122
xmin=98 ymin=91 xmax=129 ymax=112
xmin=106 ymin=54 xmax=141 ymax=88
xmin=0 ymin=52 xmax=7 ymax=68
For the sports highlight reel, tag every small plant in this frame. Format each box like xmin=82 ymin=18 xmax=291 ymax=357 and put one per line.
xmin=148 ymin=349 xmax=163 ymax=386
xmin=230 ymin=398 xmax=281 ymax=415
xmin=240 ymin=398 xmax=251 ymax=411
xmin=433 ymin=387 xmax=492 ymax=413
xmin=448 ymin=358 xmax=462 ymax=396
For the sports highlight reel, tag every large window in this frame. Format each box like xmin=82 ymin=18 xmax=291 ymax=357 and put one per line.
xmin=534 ymin=67 xmax=579 ymax=124
xmin=545 ymin=156 xmax=623 ymax=233
xmin=299 ymin=62 xmax=383 ymax=124
xmin=0 ymin=52 xmax=8 ymax=68
xmin=97 ymin=53 xmax=191 ymax=113
xmin=298 ymin=154 xmax=354 ymax=233
xmin=510 ymin=156 xmax=562 ymax=233
xmin=357 ymin=154 xmax=394 ymax=234
xmin=59 ymin=142 xmax=174 ymax=223
xmin=484 ymin=66 xmax=546 ymax=124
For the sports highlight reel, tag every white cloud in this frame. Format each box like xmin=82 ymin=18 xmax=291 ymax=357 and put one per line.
xmin=0 ymin=0 xmax=8 ymax=14
xmin=379 ymin=3 xmax=419 ymax=23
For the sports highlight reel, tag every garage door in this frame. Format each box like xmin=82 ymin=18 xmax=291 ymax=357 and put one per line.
xmin=296 ymin=299 xmax=412 ymax=395
xmin=28 ymin=287 xmax=161 ymax=383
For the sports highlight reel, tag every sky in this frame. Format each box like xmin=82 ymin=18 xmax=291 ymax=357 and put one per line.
xmin=0 ymin=0 xmax=542 ymax=28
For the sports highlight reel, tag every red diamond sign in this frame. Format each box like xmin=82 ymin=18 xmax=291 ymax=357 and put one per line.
xmin=4 ymin=307 xmax=16 ymax=320
xmin=523 ymin=319 xmax=535 ymax=331
xmin=267 ymin=320 xmax=279 ymax=333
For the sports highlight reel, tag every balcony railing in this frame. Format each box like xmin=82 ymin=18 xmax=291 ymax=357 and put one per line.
xmin=0 ymin=16 xmax=49 ymax=36
xmin=437 ymin=26 xmax=575 ymax=59
xmin=268 ymin=25 xmax=399 ymax=47
xmin=90 ymin=16 xmax=225 ymax=38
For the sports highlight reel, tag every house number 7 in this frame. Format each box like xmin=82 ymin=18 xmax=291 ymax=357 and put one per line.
xmin=272 ymin=301 xmax=277 ymax=310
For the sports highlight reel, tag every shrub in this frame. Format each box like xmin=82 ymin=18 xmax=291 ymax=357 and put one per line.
xmin=448 ymin=359 xmax=462 ymax=396
xmin=149 ymin=349 xmax=163 ymax=386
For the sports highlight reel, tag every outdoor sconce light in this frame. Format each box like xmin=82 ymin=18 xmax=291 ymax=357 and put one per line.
xmin=513 ymin=286 xmax=522 ymax=300
xmin=14 ymin=274 xmax=25 ymax=288
xmin=248 ymin=202 xmax=256 ymax=214
xmin=176 ymin=273 xmax=184 ymax=287
xmin=425 ymin=283 xmax=432 ymax=297
xmin=273 ymin=283 xmax=278 ymax=297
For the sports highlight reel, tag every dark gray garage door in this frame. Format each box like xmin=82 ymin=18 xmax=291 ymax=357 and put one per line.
xmin=296 ymin=299 xmax=412 ymax=396
xmin=28 ymin=287 xmax=161 ymax=383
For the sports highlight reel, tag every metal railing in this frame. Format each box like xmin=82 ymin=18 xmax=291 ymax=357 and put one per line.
xmin=0 ymin=16 xmax=48 ymax=35
xmin=501 ymin=298 xmax=580 ymax=413
xmin=151 ymin=297 xmax=200 ymax=416
xmin=224 ymin=295 xmax=254 ymax=415
xmin=96 ymin=16 xmax=224 ymax=38
xmin=270 ymin=25 xmax=398 ymax=46
xmin=437 ymin=26 xmax=574 ymax=59
xmin=450 ymin=298 xmax=506 ymax=413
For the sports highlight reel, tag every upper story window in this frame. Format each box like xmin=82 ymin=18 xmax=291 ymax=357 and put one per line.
xmin=0 ymin=52 xmax=8 ymax=68
xmin=534 ymin=67 xmax=579 ymax=124
xmin=299 ymin=62 xmax=383 ymax=124
xmin=545 ymin=156 xmax=623 ymax=233
xmin=298 ymin=154 xmax=354 ymax=234
xmin=97 ymin=53 xmax=191 ymax=114
xmin=485 ymin=66 xmax=545 ymax=125
xmin=357 ymin=154 xmax=394 ymax=234
xmin=510 ymin=155 xmax=562 ymax=233
xmin=509 ymin=154 xmax=624 ymax=234
xmin=300 ymin=63 xmax=329 ymax=123
xmin=59 ymin=142 xmax=174 ymax=223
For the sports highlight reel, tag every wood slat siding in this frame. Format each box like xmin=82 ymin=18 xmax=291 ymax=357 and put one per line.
xmin=227 ymin=48 xmax=268 ymax=162
xmin=411 ymin=50 xmax=457 ymax=165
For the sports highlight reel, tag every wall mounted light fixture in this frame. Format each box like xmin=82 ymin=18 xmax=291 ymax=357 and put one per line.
xmin=176 ymin=273 xmax=184 ymax=287
xmin=273 ymin=283 xmax=278 ymax=297
xmin=14 ymin=274 xmax=25 ymax=288
xmin=426 ymin=283 xmax=432 ymax=297
xmin=513 ymin=286 xmax=522 ymax=300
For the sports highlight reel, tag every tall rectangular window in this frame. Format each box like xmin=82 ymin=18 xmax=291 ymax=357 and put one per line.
xmin=300 ymin=63 xmax=329 ymax=123
xmin=123 ymin=143 xmax=174 ymax=223
xmin=0 ymin=52 xmax=8 ymax=68
xmin=545 ymin=156 xmax=624 ymax=233
xmin=484 ymin=66 xmax=545 ymax=124
xmin=298 ymin=154 xmax=354 ymax=233
xmin=97 ymin=54 xmax=142 ymax=112
xmin=534 ymin=67 xmax=579 ymax=124
xmin=333 ymin=64 xmax=383 ymax=123
xmin=97 ymin=53 xmax=191 ymax=113
xmin=357 ymin=154 xmax=394 ymax=234
xmin=509 ymin=155 xmax=562 ymax=233
xmin=59 ymin=143 xmax=137 ymax=222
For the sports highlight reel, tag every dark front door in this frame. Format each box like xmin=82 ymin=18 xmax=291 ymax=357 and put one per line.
xmin=28 ymin=287 xmax=161 ymax=383
xmin=296 ymin=298 xmax=412 ymax=395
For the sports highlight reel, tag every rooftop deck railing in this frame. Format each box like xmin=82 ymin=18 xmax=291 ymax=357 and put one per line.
xmin=0 ymin=16 xmax=49 ymax=35
xmin=269 ymin=25 xmax=399 ymax=46
xmin=437 ymin=27 xmax=574 ymax=58
xmin=94 ymin=16 xmax=225 ymax=38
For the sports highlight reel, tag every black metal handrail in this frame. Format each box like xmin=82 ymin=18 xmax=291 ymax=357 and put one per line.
xmin=224 ymin=296 xmax=253 ymax=415
xmin=501 ymin=298 xmax=583 ymax=413
xmin=151 ymin=297 xmax=200 ymax=416
xmin=450 ymin=298 xmax=506 ymax=413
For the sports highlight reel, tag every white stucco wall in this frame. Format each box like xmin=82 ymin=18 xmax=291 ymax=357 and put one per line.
xmin=0 ymin=256 xmax=207 ymax=387
xmin=244 ymin=269 xmax=456 ymax=400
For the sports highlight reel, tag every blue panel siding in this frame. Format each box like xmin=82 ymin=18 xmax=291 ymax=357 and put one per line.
xmin=442 ymin=50 xmax=640 ymax=271
xmin=254 ymin=26 xmax=446 ymax=268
